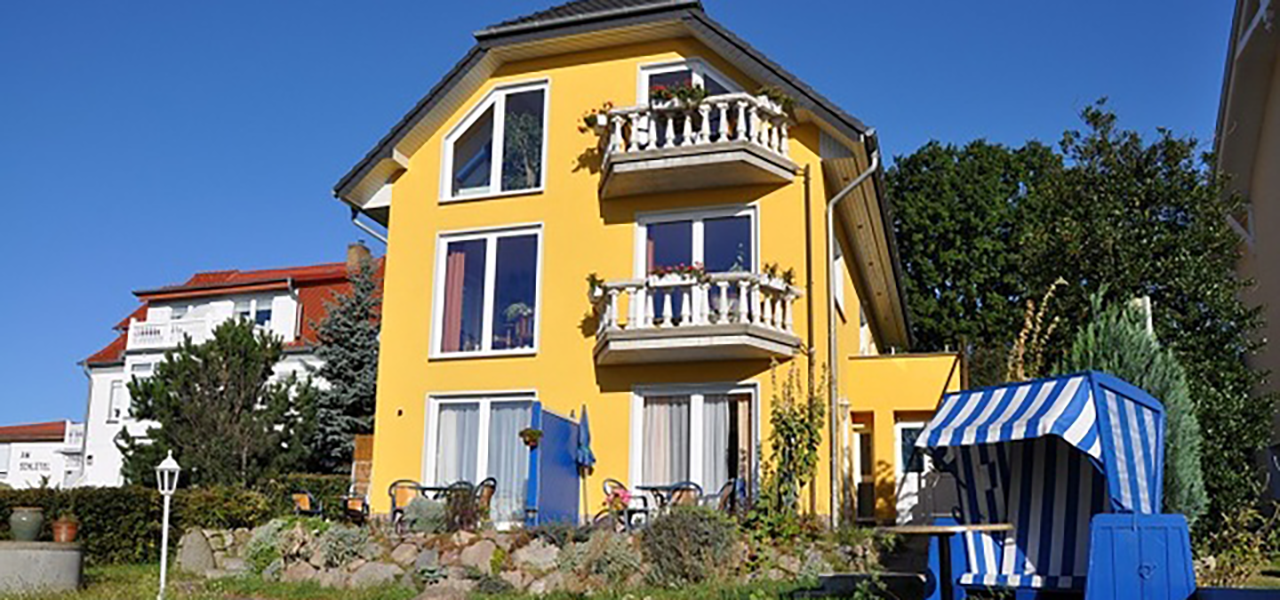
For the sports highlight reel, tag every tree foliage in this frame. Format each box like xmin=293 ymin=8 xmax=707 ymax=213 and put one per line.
xmin=888 ymin=100 xmax=1269 ymax=527
xmin=117 ymin=319 xmax=317 ymax=487
xmin=307 ymin=252 xmax=381 ymax=473
xmin=1055 ymin=294 xmax=1208 ymax=524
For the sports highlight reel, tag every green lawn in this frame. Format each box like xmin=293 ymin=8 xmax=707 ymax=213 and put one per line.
xmin=0 ymin=564 xmax=415 ymax=600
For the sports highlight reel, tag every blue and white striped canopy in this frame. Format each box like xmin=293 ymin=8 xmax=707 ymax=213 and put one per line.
xmin=916 ymin=371 xmax=1165 ymax=514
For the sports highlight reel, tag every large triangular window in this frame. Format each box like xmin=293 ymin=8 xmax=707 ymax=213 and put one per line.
xmin=444 ymin=81 xmax=548 ymax=200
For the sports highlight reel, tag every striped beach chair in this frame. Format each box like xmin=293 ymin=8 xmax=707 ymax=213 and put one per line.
xmin=915 ymin=371 xmax=1183 ymax=598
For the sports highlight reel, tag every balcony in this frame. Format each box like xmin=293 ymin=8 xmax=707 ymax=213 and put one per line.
xmin=592 ymin=272 xmax=803 ymax=365
xmin=126 ymin=318 xmax=212 ymax=351
xmin=599 ymin=93 xmax=797 ymax=198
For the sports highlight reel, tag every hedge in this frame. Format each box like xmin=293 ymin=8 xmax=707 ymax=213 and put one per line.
xmin=0 ymin=474 xmax=354 ymax=565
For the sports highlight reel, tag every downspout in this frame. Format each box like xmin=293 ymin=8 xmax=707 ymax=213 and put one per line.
xmin=351 ymin=207 xmax=389 ymax=245
xmin=802 ymin=165 xmax=817 ymax=514
xmin=825 ymin=140 xmax=881 ymax=525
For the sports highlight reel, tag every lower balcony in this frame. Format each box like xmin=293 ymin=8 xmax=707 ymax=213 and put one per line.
xmin=592 ymin=272 xmax=803 ymax=365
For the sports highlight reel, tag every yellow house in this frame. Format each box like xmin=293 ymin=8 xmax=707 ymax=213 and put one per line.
xmin=333 ymin=0 xmax=957 ymax=525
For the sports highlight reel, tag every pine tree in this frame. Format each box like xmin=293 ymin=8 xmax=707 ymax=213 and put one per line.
xmin=1055 ymin=294 xmax=1208 ymax=525
xmin=308 ymin=252 xmax=381 ymax=473
xmin=117 ymin=319 xmax=317 ymax=487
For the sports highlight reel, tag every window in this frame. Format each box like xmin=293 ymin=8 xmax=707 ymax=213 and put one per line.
xmin=443 ymin=81 xmax=548 ymax=200
xmin=639 ymin=60 xmax=739 ymax=145
xmin=171 ymin=306 xmax=187 ymax=320
xmin=631 ymin=386 xmax=755 ymax=493
xmin=425 ymin=395 xmax=534 ymax=525
xmin=434 ymin=226 xmax=541 ymax=356
xmin=107 ymin=380 xmax=128 ymax=423
xmin=638 ymin=206 xmax=755 ymax=320
xmin=234 ymin=299 xmax=273 ymax=329
xmin=896 ymin=423 xmax=926 ymax=474
xmin=0 ymin=444 xmax=9 ymax=477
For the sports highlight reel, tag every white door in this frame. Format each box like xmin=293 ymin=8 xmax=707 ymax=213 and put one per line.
xmin=894 ymin=422 xmax=930 ymax=525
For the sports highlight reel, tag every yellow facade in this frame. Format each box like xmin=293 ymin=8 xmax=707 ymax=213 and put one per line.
xmin=339 ymin=3 xmax=956 ymax=522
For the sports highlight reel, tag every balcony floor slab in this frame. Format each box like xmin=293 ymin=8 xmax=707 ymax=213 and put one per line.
xmin=594 ymin=322 xmax=801 ymax=365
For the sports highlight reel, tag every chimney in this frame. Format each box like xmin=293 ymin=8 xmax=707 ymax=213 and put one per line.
xmin=347 ymin=241 xmax=371 ymax=272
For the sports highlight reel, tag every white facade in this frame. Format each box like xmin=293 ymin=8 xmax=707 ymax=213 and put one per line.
xmin=79 ymin=290 xmax=324 ymax=487
xmin=0 ymin=421 xmax=84 ymax=489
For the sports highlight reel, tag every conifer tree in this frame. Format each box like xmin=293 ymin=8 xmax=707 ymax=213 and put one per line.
xmin=307 ymin=251 xmax=381 ymax=473
xmin=1055 ymin=294 xmax=1208 ymax=525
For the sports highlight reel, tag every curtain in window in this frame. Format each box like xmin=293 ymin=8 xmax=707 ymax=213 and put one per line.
xmin=435 ymin=403 xmax=480 ymax=485
xmin=643 ymin=396 xmax=690 ymax=485
xmin=487 ymin=402 xmax=532 ymax=523
xmin=441 ymin=240 xmax=486 ymax=353
xmin=704 ymin=395 xmax=731 ymax=493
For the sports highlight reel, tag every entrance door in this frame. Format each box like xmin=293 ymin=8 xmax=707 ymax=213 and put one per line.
xmin=894 ymin=421 xmax=930 ymax=524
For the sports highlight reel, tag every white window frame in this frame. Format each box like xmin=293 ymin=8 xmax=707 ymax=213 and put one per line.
xmin=628 ymin=382 xmax=759 ymax=492
xmin=0 ymin=443 xmax=10 ymax=478
xmin=106 ymin=380 xmax=127 ymax=424
xmin=632 ymin=204 xmax=758 ymax=278
xmin=440 ymin=79 xmax=550 ymax=203
xmin=893 ymin=421 xmax=931 ymax=478
xmin=636 ymin=58 xmax=741 ymax=104
xmin=430 ymin=224 xmax=544 ymax=359
xmin=421 ymin=390 xmax=537 ymax=527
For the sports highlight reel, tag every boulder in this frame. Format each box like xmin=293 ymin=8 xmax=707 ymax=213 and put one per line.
xmin=347 ymin=558 xmax=367 ymax=573
xmin=317 ymin=568 xmax=348 ymax=589
xmin=391 ymin=543 xmax=419 ymax=566
xmin=512 ymin=539 xmax=559 ymax=573
xmin=308 ymin=548 xmax=325 ymax=568
xmin=458 ymin=539 xmax=497 ymax=574
xmin=233 ymin=528 xmax=251 ymax=547
xmin=500 ymin=570 xmax=529 ymax=590
xmin=416 ymin=548 xmax=441 ymax=572
xmin=349 ymin=561 xmax=404 ymax=588
xmin=221 ymin=557 xmax=248 ymax=574
xmin=282 ymin=561 xmax=318 ymax=583
xmin=449 ymin=530 xmax=478 ymax=547
xmin=177 ymin=529 xmax=215 ymax=575
xmin=778 ymin=553 xmax=801 ymax=574
xmin=527 ymin=571 xmax=563 ymax=596
xmin=415 ymin=577 xmax=475 ymax=600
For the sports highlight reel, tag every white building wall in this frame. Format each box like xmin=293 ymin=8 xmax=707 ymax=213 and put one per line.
xmin=0 ymin=421 xmax=84 ymax=490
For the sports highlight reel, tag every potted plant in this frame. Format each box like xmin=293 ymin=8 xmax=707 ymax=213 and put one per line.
xmin=578 ymin=101 xmax=614 ymax=133
xmin=52 ymin=511 xmax=79 ymax=543
xmin=8 ymin=506 xmax=43 ymax=541
xmin=519 ymin=428 xmax=543 ymax=449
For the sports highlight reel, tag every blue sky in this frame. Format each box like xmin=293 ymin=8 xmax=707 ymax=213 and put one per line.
xmin=0 ymin=1 xmax=1232 ymax=424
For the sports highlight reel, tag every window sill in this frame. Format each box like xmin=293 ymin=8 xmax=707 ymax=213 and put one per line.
xmin=440 ymin=186 xmax=544 ymax=205
xmin=429 ymin=348 xmax=538 ymax=361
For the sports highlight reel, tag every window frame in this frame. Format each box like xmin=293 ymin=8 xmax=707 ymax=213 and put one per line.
xmin=421 ymin=390 xmax=537 ymax=527
xmin=636 ymin=58 xmax=741 ymax=104
xmin=106 ymin=380 xmax=127 ymax=424
xmin=632 ymin=204 xmax=758 ymax=278
xmin=628 ymin=382 xmax=759 ymax=492
xmin=430 ymin=224 xmax=545 ymax=359
xmin=440 ymin=79 xmax=551 ymax=203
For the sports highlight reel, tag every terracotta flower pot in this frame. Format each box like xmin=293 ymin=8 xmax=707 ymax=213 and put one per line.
xmin=52 ymin=518 xmax=78 ymax=543
xmin=9 ymin=507 xmax=43 ymax=541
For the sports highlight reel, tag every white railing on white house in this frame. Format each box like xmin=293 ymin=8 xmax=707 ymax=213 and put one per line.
xmin=605 ymin=93 xmax=791 ymax=161
xmin=594 ymin=272 xmax=802 ymax=336
xmin=127 ymin=318 xmax=212 ymax=350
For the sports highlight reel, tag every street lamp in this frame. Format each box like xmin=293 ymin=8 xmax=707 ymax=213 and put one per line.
xmin=155 ymin=451 xmax=180 ymax=600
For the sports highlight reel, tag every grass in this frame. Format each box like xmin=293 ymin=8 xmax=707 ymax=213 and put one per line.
xmin=0 ymin=564 xmax=415 ymax=600
xmin=480 ymin=580 xmax=811 ymax=599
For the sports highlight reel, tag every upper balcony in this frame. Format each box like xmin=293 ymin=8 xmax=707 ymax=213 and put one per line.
xmin=126 ymin=318 xmax=213 ymax=351
xmin=599 ymin=93 xmax=797 ymax=199
xmin=592 ymin=271 xmax=803 ymax=365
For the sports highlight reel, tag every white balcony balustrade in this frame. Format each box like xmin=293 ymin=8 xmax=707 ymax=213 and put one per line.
xmin=126 ymin=318 xmax=212 ymax=351
xmin=592 ymin=272 xmax=803 ymax=365
xmin=598 ymin=93 xmax=797 ymax=198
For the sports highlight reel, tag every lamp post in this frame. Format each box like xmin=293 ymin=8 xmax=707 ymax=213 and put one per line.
xmin=155 ymin=451 xmax=181 ymax=600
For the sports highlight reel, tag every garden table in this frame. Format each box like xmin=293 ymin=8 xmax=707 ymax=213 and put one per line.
xmin=877 ymin=523 xmax=1013 ymax=600
xmin=635 ymin=483 xmax=697 ymax=513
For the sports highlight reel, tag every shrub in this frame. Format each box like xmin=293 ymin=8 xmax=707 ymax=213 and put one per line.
xmin=317 ymin=523 xmax=369 ymax=568
xmin=245 ymin=519 xmax=286 ymax=573
xmin=558 ymin=529 xmax=644 ymax=589
xmin=529 ymin=521 xmax=593 ymax=548
xmin=175 ymin=486 xmax=273 ymax=529
xmin=641 ymin=506 xmax=738 ymax=587
xmin=404 ymin=497 xmax=447 ymax=534
xmin=1197 ymin=504 xmax=1279 ymax=586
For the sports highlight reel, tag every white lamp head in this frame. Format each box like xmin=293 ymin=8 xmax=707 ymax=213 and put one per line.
xmin=155 ymin=450 xmax=181 ymax=495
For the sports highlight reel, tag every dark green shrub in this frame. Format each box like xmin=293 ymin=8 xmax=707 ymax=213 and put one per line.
xmin=0 ymin=486 xmax=161 ymax=565
xmin=641 ymin=506 xmax=738 ymax=586
xmin=174 ymin=486 xmax=272 ymax=529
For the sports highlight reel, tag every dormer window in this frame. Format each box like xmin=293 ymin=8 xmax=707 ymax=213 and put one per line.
xmin=443 ymin=81 xmax=548 ymax=201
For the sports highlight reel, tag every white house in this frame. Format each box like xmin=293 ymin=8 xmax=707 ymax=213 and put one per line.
xmin=77 ymin=243 xmax=380 ymax=487
xmin=0 ymin=420 xmax=84 ymax=489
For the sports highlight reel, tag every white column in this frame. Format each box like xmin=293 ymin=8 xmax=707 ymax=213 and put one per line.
xmin=698 ymin=104 xmax=711 ymax=144
xmin=735 ymin=101 xmax=747 ymax=141
xmin=607 ymin=289 xmax=620 ymax=331
xmin=717 ymin=102 xmax=729 ymax=142
xmin=717 ymin=281 xmax=729 ymax=324
xmin=628 ymin=113 xmax=641 ymax=152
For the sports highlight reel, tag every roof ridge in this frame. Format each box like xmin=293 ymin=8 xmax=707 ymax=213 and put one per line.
xmin=476 ymin=0 xmax=701 ymax=40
